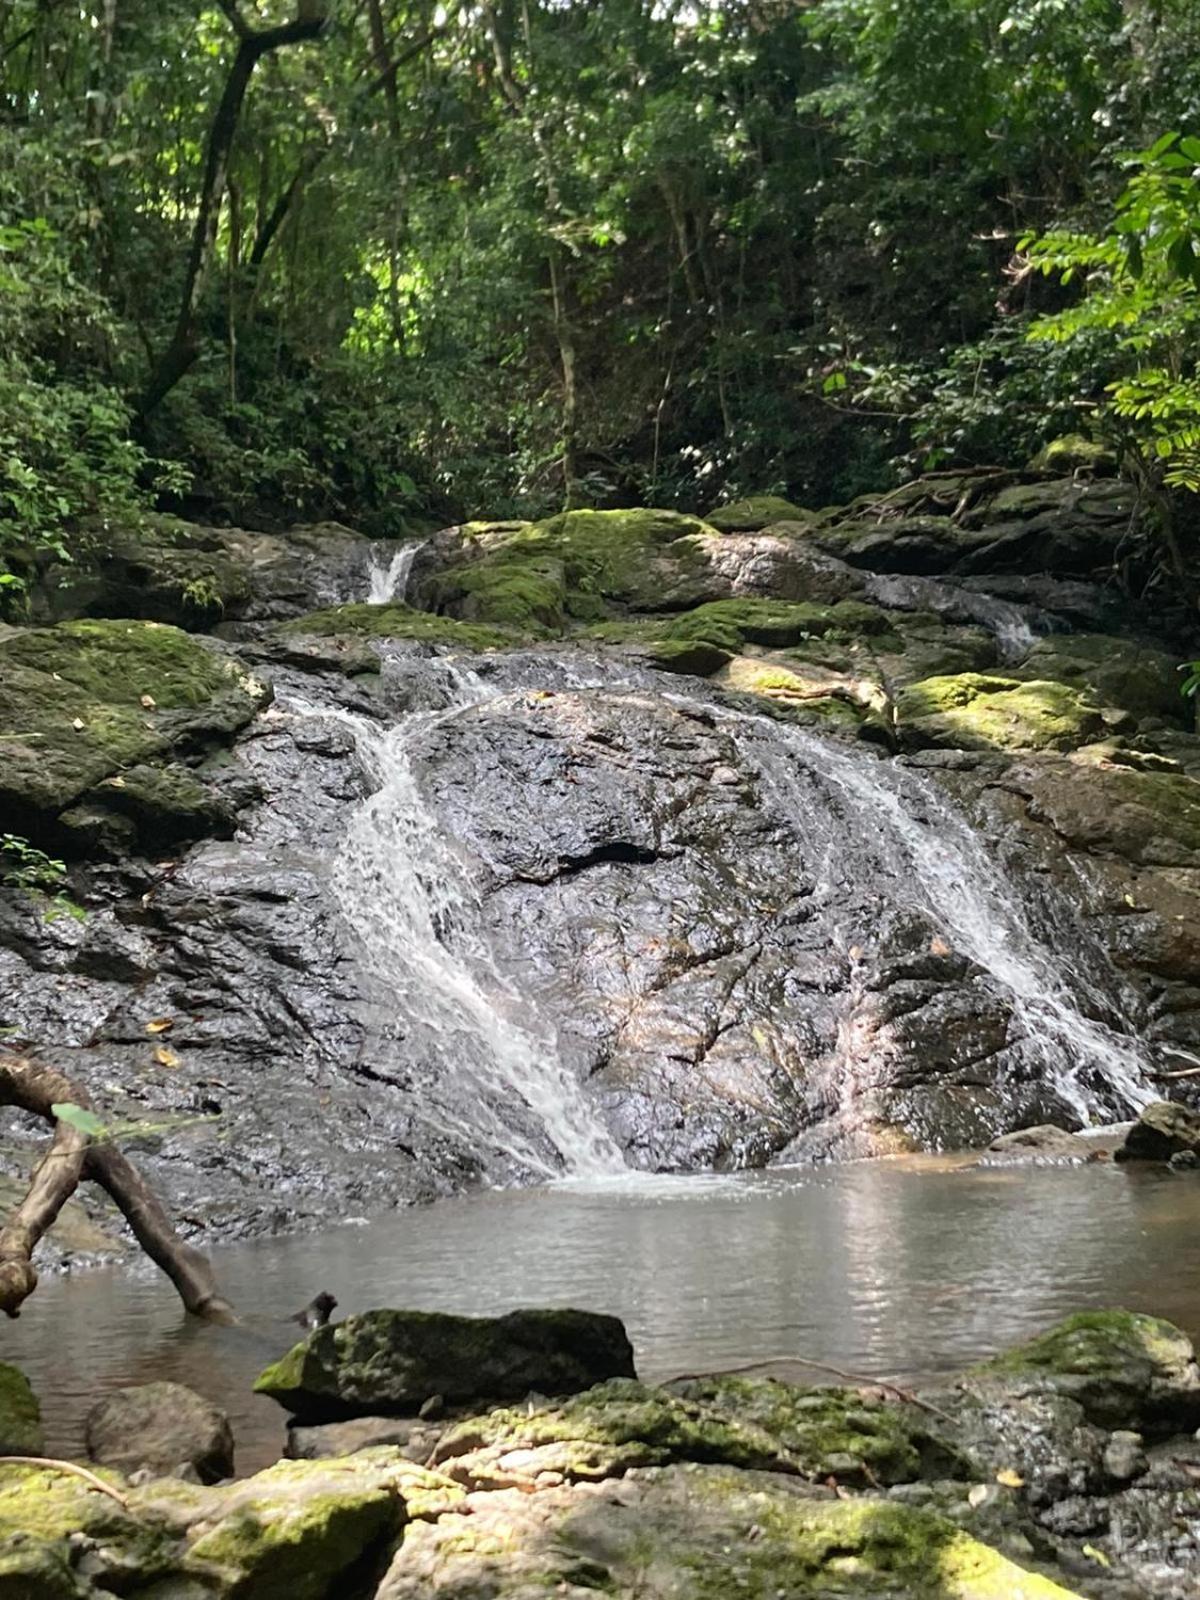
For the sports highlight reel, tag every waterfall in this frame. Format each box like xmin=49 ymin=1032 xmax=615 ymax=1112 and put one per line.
xmin=769 ymin=726 xmax=1155 ymax=1123
xmin=367 ymin=541 xmax=426 ymax=606
xmin=287 ymin=666 xmax=625 ymax=1180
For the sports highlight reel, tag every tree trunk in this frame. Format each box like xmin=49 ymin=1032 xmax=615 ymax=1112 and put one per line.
xmin=138 ymin=8 xmax=328 ymax=418
xmin=0 ymin=1053 xmax=233 ymax=1322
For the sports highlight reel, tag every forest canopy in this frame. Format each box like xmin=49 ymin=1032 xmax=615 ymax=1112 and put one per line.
xmin=3 ymin=0 xmax=1200 ymax=579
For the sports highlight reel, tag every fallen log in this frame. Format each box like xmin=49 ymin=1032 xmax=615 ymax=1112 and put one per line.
xmin=0 ymin=1052 xmax=233 ymax=1321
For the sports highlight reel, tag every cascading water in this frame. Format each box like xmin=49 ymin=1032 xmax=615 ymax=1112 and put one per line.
xmin=754 ymin=721 xmax=1154 ymax=1124
xmin=287 ymin=664 xmax=624 ymax=1180
xmin=367 ymin=540 xmax=426 ymax=605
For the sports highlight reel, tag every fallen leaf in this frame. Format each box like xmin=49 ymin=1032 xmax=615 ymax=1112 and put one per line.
xmin=848 ymin=944 xmax=863 ymax=962
xmin=144 ymin=1017 xmax=175 ymax=1035
xmin=930 ymin=936 xmax=952 ymax=957
xmin=1081 ymin=1544 xmax=1111 ymax=1569
xmin=72 ymin=717 xmax=85 ymax=731
xmin=140 ymin=693 xmax=157 ymax=710
xmin=154 ymin=1045 xmax=181 ymax=1069
xmin=967 ymin=1484 xmax=989 ymax=1507
xmin=995 ymin=1468 xmax=1025 ymax=1489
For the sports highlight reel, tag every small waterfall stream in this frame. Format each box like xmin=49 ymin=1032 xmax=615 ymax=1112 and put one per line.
xmin=287 ymin=663 xmax=625 ymax=1180
xmin=367 ymin=540 xmax=426 ymax=606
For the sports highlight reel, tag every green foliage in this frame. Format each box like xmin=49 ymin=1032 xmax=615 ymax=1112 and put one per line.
xmin=0 ymin=834 xmax=84 ymax=923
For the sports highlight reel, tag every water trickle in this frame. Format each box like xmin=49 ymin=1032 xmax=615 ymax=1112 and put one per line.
xmin=864 ymin=571 xmax=1038 ymax=661
xmin=287 ymin=664 xmax=624 ymax=1180
xmin=769 ymin=726 xmax=1155 ymax=1123
xmin=367 ymin=540 xmax=426 ymax=605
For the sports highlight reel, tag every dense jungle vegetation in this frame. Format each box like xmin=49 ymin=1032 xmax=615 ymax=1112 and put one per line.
xmin=4 ymin=0 xmax=1200 ymax=596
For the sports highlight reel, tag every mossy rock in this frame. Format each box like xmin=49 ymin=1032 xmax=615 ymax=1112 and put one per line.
xmin=377 ymin=1462 xmax=1082 ymax=1599
xmin=278 ymin=601 xmax=515 ymax=651
xmin=1015 ymin=635 xmax=1186 ymax=727
xmin=0 ymin=620 xmax=269 ymax=834
xmin=429 ymin=1379 xmax=798 ymax=1485
xmin=661 ymin=598 xmax=895 ymax=653
xmin=715 ymin=656 xmax=870 ymax=727
xmin=81 ymin=763 xmax=236 ymax=847
xmin=254 ymin=1307 xmax=637 ymax=1424
xmin=423 ymin=551 xmax=567 ymax=635
xmin=515 ymin=507 xmax=722 ymax=614
xmin=667 ymin=1377 xmax=966 ymax=1486
xmin=0 ymin=1365 xmax=42 ymax=1455
xmin=1028 ymin=434 xmax=1117 ymax=476
xmin=897 ymin=673 xmax=1109 ymax=752
xmin=706 ymin=495 xmax=809 ymax=532
xmin=976 ymin=1310 xmax=1200 ymax=1430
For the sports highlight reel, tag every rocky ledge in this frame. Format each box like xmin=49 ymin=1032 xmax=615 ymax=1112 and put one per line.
xmin=4 ymin=1306 xmax=1200 ymax=1598
xmin=1 ymin=467 xmax=1199 ymax=1243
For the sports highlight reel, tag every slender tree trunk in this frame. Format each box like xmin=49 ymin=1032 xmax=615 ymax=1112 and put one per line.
xmin=138 ymin=8 xmax=328 ymax=419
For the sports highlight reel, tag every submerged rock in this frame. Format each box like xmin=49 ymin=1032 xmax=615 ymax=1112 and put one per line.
xmin=1115 ymin=1101 xmax=1200 ymax=1164
xmin=85 ymin=1381 xmax=234 ymax=1483
xmin=254 ymin=1307 xmax=638 ymax=1423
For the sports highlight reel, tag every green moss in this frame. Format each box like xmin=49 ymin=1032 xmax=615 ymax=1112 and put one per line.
xmin=897 ymin=673 xmax=1107 ymax=751
xmin=717 ymin=657 xmax=866 ymax=723
xmin=0 ymin=621 xmax=268 ymax=828
xmin=706 ymin=496 xmax=810 ymax=532
xmin=280 ymin=602 xmax=516 ymax=650
xmin=1016 ymin=635 xmax=1185 ymax=726
xmin=0 ymin=1367 xmax=41 ymax=1456
xmin=508 ymin=507 xmax=719 ymax=614
xmin=424 ymin=552 xmax=566 ymax=635
xmin=661 ymin=599 xmax=894 ymax=652
xmin=976 ymin=1310 xmax=1198 ymax=1428
xmin=669 ymin=1378 xmax=965 ymax=1486
xmin=1028 ymin=435 xmax=1117 ymax=475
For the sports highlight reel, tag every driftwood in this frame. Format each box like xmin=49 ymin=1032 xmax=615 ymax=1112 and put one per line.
xmin=0 ymin=1053 xmax=233 ymax=1322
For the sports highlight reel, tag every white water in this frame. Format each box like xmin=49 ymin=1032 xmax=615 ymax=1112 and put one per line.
xmin=367 ymin=540 xmax=426 ymax=605
xmin=780 ymin=727 xmax=1155 ymax=1123
xmin=289 ymin=667 xmax=624 ymax=1180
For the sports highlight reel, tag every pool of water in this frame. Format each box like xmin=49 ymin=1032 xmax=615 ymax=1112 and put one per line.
xmin=6 ymin=1157 xmax=1199 ymax=1473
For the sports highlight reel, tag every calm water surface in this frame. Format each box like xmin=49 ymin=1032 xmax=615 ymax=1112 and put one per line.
xmin=6 ymin=1158 xmax=1199 ymax=1473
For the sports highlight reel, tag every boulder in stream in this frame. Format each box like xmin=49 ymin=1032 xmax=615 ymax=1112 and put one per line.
xmin=1115 ymin=1100 xmax=1200 ymax=1163
xmin=254 ymin=1307 xmax=638 ymax=1423
xmin=84 ymin=1380 xmax=234 ymax=1483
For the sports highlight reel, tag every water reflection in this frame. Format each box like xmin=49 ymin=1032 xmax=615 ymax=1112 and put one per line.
xmin=4 ymin=1159 xmax=1197 ymax=1473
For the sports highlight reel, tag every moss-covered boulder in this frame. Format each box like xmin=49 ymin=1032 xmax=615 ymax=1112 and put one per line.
xmin=422 ymin=551 xmax=567 ymax=634
xmin=0 ymin=1363 xmax=42 ymax=1455
xmin=377 ymin=1463 xmax=1082 ymax=1599
xmin=0 ymin=1447 xmax=459 ymax=1600
xmin=278 ymin=601 xmax=515 ymax=651
xmin=897 ymin=673 xmax=1110 ymax=751
xmin=0 ymin=619 xmax=269 ymax=841
xmin=1015 ymin=635 xmax=1186 ymax=727
xmin=1028 ymin=434 xmax=1117 ymax=476
xmin=429 ymin=1379 xmax=798 ymax=1488
xmin=707 ymin=495 xmax=809 ymax=532
xmin=254 ymin=1307 xmax=637 ymax=1424
xmin=974 ymin=1310 xmax=1200 ymax=1431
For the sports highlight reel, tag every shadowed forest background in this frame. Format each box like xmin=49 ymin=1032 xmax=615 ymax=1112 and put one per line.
xmin=4 ymin=0 xmax=1200 ymax=584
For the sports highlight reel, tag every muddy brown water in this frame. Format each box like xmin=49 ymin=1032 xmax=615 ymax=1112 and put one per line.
xmin=5 ymin=1157 xmax=1199 ymax=1474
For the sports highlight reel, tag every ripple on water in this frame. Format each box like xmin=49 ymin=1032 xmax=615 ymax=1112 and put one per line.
xmin=5 ymin=1158 xmax=1199 ymax=1474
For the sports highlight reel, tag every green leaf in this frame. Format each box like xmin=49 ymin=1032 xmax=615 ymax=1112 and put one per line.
xmin=50 ymin=1103 xmax=107 ymax=1138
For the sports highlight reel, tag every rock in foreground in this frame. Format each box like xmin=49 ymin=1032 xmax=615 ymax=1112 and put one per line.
xmin=85 ymin=1381 xmax=234 ymax=1483
xmin=1115 ymin=1100 xmax=1200 ymax=1163
xmin=254 ymin=1307 xmax=637 ymax=1422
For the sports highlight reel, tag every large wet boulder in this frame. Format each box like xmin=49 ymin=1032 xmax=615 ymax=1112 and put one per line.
xmin=84 ymin=1381 xmax=234 ymax=1483
xmin=897 ymin=672 xmax=1112 ymax=752
xmin=0 ymin=619 xmax=269 ymax=846
xmin=0 ymin=1362 xmax=42 ymax=1454
xmin=706 ymin=494 xmax=810 ymax=531
xmin=1115 ymin=1101 xmax=1200 ymax=1163
xmin=377 ymin=1463 xmax=1081 ymax=1600
xmin=967 ymin=1310 xmax=1200 ymax=1433
xmin=254 ymin=1308 xmax=638 ymax=1423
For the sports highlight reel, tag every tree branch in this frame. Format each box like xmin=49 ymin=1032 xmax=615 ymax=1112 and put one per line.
xmin=0 ymin=1053 xmax=233 ymax=1322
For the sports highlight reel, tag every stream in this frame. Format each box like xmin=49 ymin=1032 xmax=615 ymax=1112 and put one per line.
xmin=5 ymin=1156 xmax=1199 ymax=1473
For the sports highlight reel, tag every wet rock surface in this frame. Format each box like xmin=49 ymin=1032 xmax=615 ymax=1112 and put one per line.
xmin=0 ymin=473 xmax=1197 ymax=1240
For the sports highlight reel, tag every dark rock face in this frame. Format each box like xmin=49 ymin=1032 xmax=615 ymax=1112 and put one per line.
xmin=255 ymin=1307 xmax=638 ymax=1423
xmin=0 ymin=471 xmax=1198 ymax=1240
xmin=85 ymin=1381 xmax=234 ymax=1482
